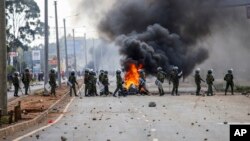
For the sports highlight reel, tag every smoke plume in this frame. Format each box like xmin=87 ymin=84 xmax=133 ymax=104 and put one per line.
xmin=98 ymin=0 xmax=225 ymax=76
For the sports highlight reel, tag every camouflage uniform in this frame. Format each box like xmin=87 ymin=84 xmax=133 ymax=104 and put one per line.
xmin=170 ymin=67 xmax=182 ymax=96
xmin=113 ymin=70 xmax=125 ymax=97
xmin=22 ymin=69 xmax=31 ymax=95
xmin=49 ymin=69 xmax=57 ymax=96
xmin=206 ymin=70 xmax=214 ymax=96
xmin=68 ymin=72 xmax=78 ymax=96
xmin=138 ymin=70 xmax=149 ymax=95
xmin=84 ymin=70 xmax=90 ymax=96
xmin=98 ymin=70 xmax=105 ymax=95
xmin=194 ymin=70 xmax=204 ymax=96
xmin=13 ymin=72 xmax=19 ymax=97
xmin=224 ymin=70 xmax=234 ymax=95
xmin=156 ymin=67 xmax=166 ymax=96
xmin=103 ymin=71 xmax=109 ymax=95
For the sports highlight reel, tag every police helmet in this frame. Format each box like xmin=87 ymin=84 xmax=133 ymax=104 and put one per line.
xmin=71 ymin=71 xmax=75 ymax=76
xmin=116 ymin=70 xmax=121 ymax=74
xmin=157 ymin=67 xmax=162 ymax=71
xmin=104 ymin=71 xmax=108 ymax=74
xmin=208 ymin=69 xmax=212 ymax=74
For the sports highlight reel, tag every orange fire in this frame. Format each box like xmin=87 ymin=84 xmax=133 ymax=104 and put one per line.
xmin=124 ymin=64 xmax=143 ymax=89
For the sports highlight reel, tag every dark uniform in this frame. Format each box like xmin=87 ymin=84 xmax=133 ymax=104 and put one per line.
xmin=113 ymin=70 xmax=125 ymax=97
xmin=98 ymin=70 xmax=105 ymax=95
xmin=224 ymin=70 xmax=234 ymax=95
xmin=68 ymin=71 xmax=78 ymax=97
xmin=13 ymin=72 xmax=20 ymax=97
xmin=206 ymin=70 xmax=214 ymax=96
xmin=170 ymin=67 xmax=182 ymax=96
xmin=138 ymin=70 xmax=149 ymax=95
xmin=84 ymin=69 xmax=90 ymax=96
xmin=22 ymin=69 xmax=30 ymax=95
xmin=49 ymin=69 xmax=57 ymax=96
xmin=156 ymin=67 xmax=166 ymax=96
xmin=103 ymin=71 xmax=109 ymax=95
xmin=194 ymin=69 xmax=204 ymax=96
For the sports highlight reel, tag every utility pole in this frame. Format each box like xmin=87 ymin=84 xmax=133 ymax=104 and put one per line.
xmin=63 ymin=19 xmax=69 ymax=76
xmin=44 ymin=0 xmax=49 ymax=96
xmin=84 ymin=33 xmax=87 ymax=67
xmin=92 ymin=38 xmax=96 ymax=71
xmin=0 ymin=0 xmax=7 ymax=115
xmin=72 ymin=29 xmax=77 ymax=71
xmin=54 ymin=1 xmax=61 ymax=86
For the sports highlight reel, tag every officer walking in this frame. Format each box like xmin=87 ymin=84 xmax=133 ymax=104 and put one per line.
xmin=22 ymin=68 xmax=31 ymax=95
xmin=113 ymin=70 xmax=125 ymax=97
xmin=103 ymin=71 xmax=110 ymax=96
xmin=170 ymin=66 xmax=182 ymax=96
xmin=156 ymin=67 xmax=166 ymax=96
xmin=138 ymin=69 xmax=149 ymax=95
xmin=206 ymin=69 xmax=214 ymax=96
xmin=49 ymin=69 xmax=57 ymax=96
xmin=194 ymin=68 xmax=205 ymax=96
xmin=13 ymin=72 xmax=20 ymax=97
xmin=84 ymin=69 xmax=90 ymax=96
xmin=68 ymin=71 xmax=79 ymax=97
xmin=98 ymin=70 xmax=105 ymax=96
xmin=224 ymin=69 xmax=234 ymax=95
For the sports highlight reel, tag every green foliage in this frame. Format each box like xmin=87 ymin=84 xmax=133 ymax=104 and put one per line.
xmin=7 ymin=65 xmax=16 ymax=74
xmin=5 ymin=0 xmax=44 ymax=51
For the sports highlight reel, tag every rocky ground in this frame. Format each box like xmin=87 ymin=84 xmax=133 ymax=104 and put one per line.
xmin=4 ymin=83 xmax=250 ymax=141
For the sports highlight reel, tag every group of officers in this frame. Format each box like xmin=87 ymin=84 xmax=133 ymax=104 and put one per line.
xmin=83 ymin=66 xmax=234 ymax=97
xmin=12 ymin=66 xmax=234 ymax=97
xmin=156 ymin=67 xmax=234 ymax=96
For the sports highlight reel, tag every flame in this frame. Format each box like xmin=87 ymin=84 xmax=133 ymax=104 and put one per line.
xmin=124 ymin=64 xmax=143 ymax=89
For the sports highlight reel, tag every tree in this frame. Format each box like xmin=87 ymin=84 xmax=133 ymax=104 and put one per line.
xmin=5 ymin=0 xmax=44 ymax=52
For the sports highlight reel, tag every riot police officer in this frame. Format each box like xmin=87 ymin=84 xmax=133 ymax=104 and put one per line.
xmin=194 ymin=68 xmax=205 ymax=96
xmin=156 ymin=67 xmax=166 ymax=96
xmin=49 ymin=69 xmax=57 ymax=96
xmin=84 ymin=69 xmax=90 ymax=96
xmin=206 ymin=69 xmax=214 ymax=96
xmin=22 ymin=68 xmax=31 ymax=95
xmin=170 ymin=66 xmax=182 ymax=96
xmin=13 ymin=72 xmax=20 ymax=97
xmin=224 ymin=69 xmax=234 ymax=95
xmin=138 ymin=69 xmax=149 ymax=95
xmin=68 ymin=71 xmax=79 ymax=97
xmin=113 ymin=70 xmax=125 ymax=97
xmin=103 ymin=71 xmax=110 ymax=96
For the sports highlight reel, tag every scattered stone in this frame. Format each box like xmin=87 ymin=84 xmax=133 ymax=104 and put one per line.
xmin=84 ymin=123 xmax=87 ymax=125
xmin=148 ymin=102 xmax=156 ymax=107
xmin=223 ymin=121 xmax=228 ymax=125
xmin=131 ymin=117 xmax=134 ymax=120
xmin=109 ymin=107 xmax=112 ymax=109
xmin=119 ymin=131 xmax=123 ymax=134
xmin=162 ymin=105 xmax=166 ymax=107
xmin=153 ymin=120 xmax=155 ymax=122
xmin=144 ymin=129 xmax=146 ymax=131
xmin=204 ymin=138 xmax=208 ymax=141
xmin=42 ymin=129 xmax=45 ymax=131
xmin=128 ymin=109 xmax=130 ymax=111
xmin=206 ymin=129 xmax=209 ymax=132
xmin=183 ymin=136 xmax=186 ymax=139
xmin=64 ymin=132 xmax=67 ymax=134
xmin=64 ymin=123 xmax=68 ymax=125
xmin=176 ymin=132 xmax=179 ymax=135
xmin=30 ymin=135 xmax=33 ymax=137
xmin=99 ymin=119 xmax=102 ymax=120
xmin=198 ymin=125 xmax=201 ymax=127
xmin=61 ymin=136 xmax=67 ymax=141
xmin=93 ymin=108 xmax=96 ymax=110
xmin=109 ymin=125 xmax=112 ymax=127
xmin=106 ymin=118 xmax=111 ymax=120
xmin=204 ymin=117 xmax=206 ymax=120
xmin=191 ymin=123 xmax=194 ymax=126
xmin=116 ymin=114 xmax=118 ymax=116
xmin=147 ymin=134 xmax=151 ymax=137
xmin=107 ymin=139 xmax=111 ymax=141
xmin=35 ymin=134 xmax=40 ymax=139
xmin=74 ymin=127 xmax=78 ymax=130
xmin=92 ymin=118 xmax=97 ymax=121
xmin=88 ymin=126 xmax=91 ymax=128
xmin=142 ymin=105 xmax=144 ymax=107
xmin=169 ymin=118 xmax=172 ymax=120
xmin=248 ymin=113 xmax=250 ymax=116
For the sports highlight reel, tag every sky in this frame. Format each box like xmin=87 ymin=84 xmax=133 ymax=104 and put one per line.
xmin=34 ymin=0 xmax=101 ymax=45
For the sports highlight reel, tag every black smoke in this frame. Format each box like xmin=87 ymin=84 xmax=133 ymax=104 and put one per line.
xmin=98 ymin=0 xmax=226 ymax=76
